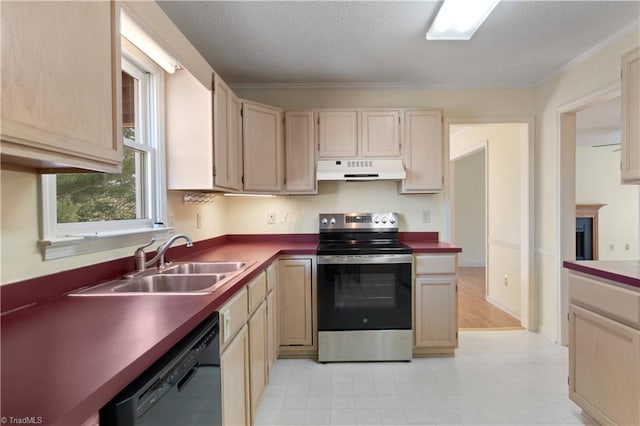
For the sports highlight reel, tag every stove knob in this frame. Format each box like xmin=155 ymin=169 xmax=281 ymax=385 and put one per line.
xmin=321 ymin=218 xmax=328 ymax=225
xmin=382 ymin=216 xmax=388 ymax=224
xmin=389 ymin=216 xmax=396 ymax=224
xmin=374 ymin=216 xmax=380 ymax=224
xmin=330 ymin=217 xmax=336 ymax=225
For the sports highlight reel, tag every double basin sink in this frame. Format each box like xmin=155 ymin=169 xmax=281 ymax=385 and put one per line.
xmin=70 ymin=261 xmax=253 ymax=296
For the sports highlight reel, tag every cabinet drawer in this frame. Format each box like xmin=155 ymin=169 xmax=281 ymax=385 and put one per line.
xmin=220 ymin=287 xmax=248 ymax=349
xmin=415 ymin=254 xmax=457 ymax=275
xmin=569 ymin=271 xmax=640 ymax=327
xmin=248 ymin=271 xmax=267 ymax=314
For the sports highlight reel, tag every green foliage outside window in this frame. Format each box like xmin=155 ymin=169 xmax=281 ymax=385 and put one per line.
xmin=56 ymin=140 xmax=138 ymax=223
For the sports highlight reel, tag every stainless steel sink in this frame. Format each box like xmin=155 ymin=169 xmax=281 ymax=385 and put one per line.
xmin=68 ymin=260 xmax=254 ymax=296
xmin=111 ymin=274 xmax=227 ymax=293
xmin=160 ymin=261 xmax=248 ymax=275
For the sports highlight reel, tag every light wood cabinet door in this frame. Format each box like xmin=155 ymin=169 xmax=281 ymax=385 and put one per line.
xmin=284 ymin=111 xmax=317 ymax=193
xmin=1 ymin=1 xmax=122 ymax=173
xmin=399 ymin=110 xmax=443 ymax=193
xmin=242 ymin=101 xmax=283 ymax=192
xmin=248 ymin=301 xmax=268 ymax=424
xmin=569 ymin=304 xmax=640 ymax=426
xmin=621 ymin=47 xmax=640 ymax=184
xmin=166 ymin=69 xmax=214 ymax=190
xmin=361 ymin=110 xmax=401 ymax=157
xmin=414 ymin=275 xmax=458 ymax=348
xmin=317 ymin=110 xmax=359 ymax=158
xmin=267 ymin=290 xmax=277 ymax=373
xmin=214 ymin=75 xmax=243 ymax=191
xmin=278 ymin=258 xmax=313 ymax=346
xmin=266 ymin=262 xmax=279 ymax=372
xmin=221 ymin=325 xmax=250 ymax=426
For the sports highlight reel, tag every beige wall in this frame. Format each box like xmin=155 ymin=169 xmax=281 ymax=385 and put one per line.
xmin=451 ymin=125 xmax=523 ymax=317
xmin=535 ymin=31 xmax=640 ymax=340
xmin=0 ymin=167 xmax=227 ymax=284
xmin=226 ymin=181 xmax=443 ymax=234
xmin=576 ymin=146 xmax=639 ymax=260
xmin=453 ymin=150 xmax=486 ymax=267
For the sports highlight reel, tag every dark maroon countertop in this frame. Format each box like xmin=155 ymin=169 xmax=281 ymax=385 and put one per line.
xmin=0 ymin=234 xmax=460 ymax=425
xmin=563 ymin=260 xmax=640 ymax=290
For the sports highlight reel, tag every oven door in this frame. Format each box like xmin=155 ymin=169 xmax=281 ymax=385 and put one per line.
xmin=317 ymin=254 xmax=412 ymax=331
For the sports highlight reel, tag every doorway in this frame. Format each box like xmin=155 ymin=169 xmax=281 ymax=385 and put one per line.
xmin=558 ymin=82 xmax=639 ymax=345
xmin=447 ymin=118 xmax=534 ymax=331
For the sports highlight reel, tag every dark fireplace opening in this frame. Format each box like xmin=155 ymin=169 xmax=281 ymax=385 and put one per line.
xmin=576 ymin=217 xmax=593 ymax=260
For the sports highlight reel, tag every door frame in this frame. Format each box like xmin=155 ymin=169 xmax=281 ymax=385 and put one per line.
xmin=445 ymin=117 xmax=535 ymax=330
xmin=556 ymin=82 xmax=620 ymax=345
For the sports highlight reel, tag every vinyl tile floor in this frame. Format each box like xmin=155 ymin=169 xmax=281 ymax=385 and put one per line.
xmin=255 ymin=330 xmax=593 ymax=425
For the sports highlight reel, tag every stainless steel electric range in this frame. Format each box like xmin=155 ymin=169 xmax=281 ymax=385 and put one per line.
xmin=316 ymin=212 xmax=413 ymax=362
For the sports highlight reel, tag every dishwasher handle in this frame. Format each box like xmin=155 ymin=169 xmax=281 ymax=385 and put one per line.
xmin=177 ymin=366 xmax=198 ymax=392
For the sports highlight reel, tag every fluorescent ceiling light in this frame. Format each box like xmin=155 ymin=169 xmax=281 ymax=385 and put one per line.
xmin=427 ymin=0 xmax=500 ymax=40
xmin=121 ymin=10 xmax=179 ymax=73
xmin=223 ymin=193 xmax=277 ymax=198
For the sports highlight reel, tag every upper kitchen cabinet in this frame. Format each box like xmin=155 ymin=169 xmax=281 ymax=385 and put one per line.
xmin=242 ymin=101 xmax=283 ymax=193
xmin=621 ymin=47 xmax=640 ymax=184
xmin=166 ymin=71 xmax=242 ymax=191
xmin=360 ymin=110 xmax=401 ymax=157
xmin=214 ymin=76 xmax=242 ymax=191
xmin=1 ymin=1 xmax=123 ymax=173
xmin=284 ymin=111 xmax=316 ymax=194
xmin=317 ymin=110 xmax=359 ymax=158
xmin=399 ymin=110 xmax=443 ymax=193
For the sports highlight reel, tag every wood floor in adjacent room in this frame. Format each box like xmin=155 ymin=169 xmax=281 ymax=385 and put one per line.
xmin=457 ymin=267 xmax=522 ymax=329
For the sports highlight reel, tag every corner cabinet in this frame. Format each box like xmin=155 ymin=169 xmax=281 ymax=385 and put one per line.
xmin=413 ymin=253 xmax=458 ymax=355
xmin=166 ymin=71 xmax=242 ymax=191
xmin=213 ymin=76 xmax=243 ymax=191
xmin=399 ymin=110 xmax=443 ymax=193
xmin=568 ymin=271 xmax=640 ymax=426
xmin=242 ymin=101 xmax=284 ymax=193
xmin=1 ymin=1 xmax=123 ymax=173
xmin=621 ymin=47 xmax=640 ymax=184
xmin=284 ymin=111 xmax=317 ymax=194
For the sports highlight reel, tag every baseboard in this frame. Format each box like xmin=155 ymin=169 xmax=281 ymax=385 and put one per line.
xmin=486 ymin=295 xmax=521 ymax=320
xmin=458 ymin=262 xmax=486 ymax=268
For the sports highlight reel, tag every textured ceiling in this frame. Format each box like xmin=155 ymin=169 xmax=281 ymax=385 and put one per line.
xmin=157 ymin=0 xmax=640 ymax=88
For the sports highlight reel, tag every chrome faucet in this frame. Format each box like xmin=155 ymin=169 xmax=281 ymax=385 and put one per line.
xmin=134 ymin=234 xmax=193 ymax=272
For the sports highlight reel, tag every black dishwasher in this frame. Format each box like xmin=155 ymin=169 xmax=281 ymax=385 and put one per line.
xmin=100 ymin=314 xmax=221 ymax=426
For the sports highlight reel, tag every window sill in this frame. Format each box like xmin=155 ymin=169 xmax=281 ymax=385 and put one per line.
xmin=38 ymin=227 xmax=173 ymax=261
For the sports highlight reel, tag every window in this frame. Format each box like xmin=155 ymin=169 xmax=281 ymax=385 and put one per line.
xmin=39 ymin=41 xmax=168 ymax=260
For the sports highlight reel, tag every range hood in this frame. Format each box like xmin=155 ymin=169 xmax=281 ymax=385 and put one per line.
xmin=316 ymin=159 xmax=406 ymax=181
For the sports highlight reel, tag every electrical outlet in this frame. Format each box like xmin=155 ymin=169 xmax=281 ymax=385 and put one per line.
xmin=504 ymin=275 xmax=508 ymax=286
xmin=267 ymin=212 xmax=276 ymax=224
xmin=422 ymin=209 xmax=431 ymax=224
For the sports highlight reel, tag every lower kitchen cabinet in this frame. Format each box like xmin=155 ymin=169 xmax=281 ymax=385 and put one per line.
xmin=221 ymin=324 xmax=250 ymax=426
xmin=266 ymin=262 xmax=279 ymax=372
xmin=568 ymin=271 xmax=640 ymax=426
xmin=248 ymin=301 xmax=268 ymax=424
xmin=278 ymin=258 xmax=313 ymax=348
xmin=413 ymin=254 xmax=458 ymax=355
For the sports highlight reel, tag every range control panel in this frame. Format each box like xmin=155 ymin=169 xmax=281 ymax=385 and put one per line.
xmin=319 ymin=212 xmax=399 ymax=231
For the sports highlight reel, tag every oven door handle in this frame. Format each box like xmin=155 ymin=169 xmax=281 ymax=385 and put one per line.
xmin=317 ymin=254 xmax=413 ymax=264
